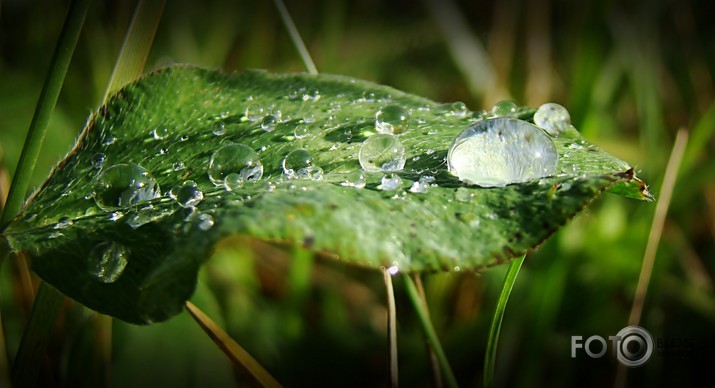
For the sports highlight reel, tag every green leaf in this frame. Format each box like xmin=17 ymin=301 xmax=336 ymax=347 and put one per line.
xmin=2 ymin=65 xmax=650 ymax=324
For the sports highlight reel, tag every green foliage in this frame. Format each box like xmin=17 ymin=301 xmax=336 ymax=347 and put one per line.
xmin=4 ymin=65 xmax=646 ymax=324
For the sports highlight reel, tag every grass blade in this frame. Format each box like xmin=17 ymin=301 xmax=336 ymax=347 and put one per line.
xmin=484 ymin=254 xmax=525 ymax=388
xmin=629 ymin=129 xmax=689 ymax=326
xmin=272 ymin=0 xmax=318 ymax=75
xmin=100 ymin=0 xmax=166 ymax=104
xmin=185 ymin=301 xmax=282 ymax=388
xmin=404 ymin=275 xmax=458 ymax=388
xmin=0 ymin=0 xmax=89 ymax=231
xmin=383 ymin=267 xmax=398 ymax=387
xmin=10 ymin=282 xmax=64 ymax=387
xmin=414 ymin=275 xmax=443 ymax=388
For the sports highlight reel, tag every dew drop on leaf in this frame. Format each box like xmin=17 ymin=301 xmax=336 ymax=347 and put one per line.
xmin=89 ymin=241 xmax=129 ymax=283
xmin=375 ymin=105 xmax=410 ymax=134
xmin=169 ymin=180 xmax=204 ymax=208
xmin=261 ymin=114 xmax=278 ymax=131
xmin=282 ymin=149 xmax=323 ymax=180
xmin=447 ymin=118 xmax=558 ymax=187
xmin=341 ymin=171 xmax=366 ymax=189
xmin=197 ymin=213 xmax=215 ymax=231
xmin=380 ymin=173 xmax=403 ymax=191
xmin=534 ymin=102 xmax=571 ymax=136
xmin=208 ymin=143 xmax=263 ymax=186
xmin=491 ymin=100 xmax=518 ymax=117
xmin=358 ymin=134 xmax=406 ymax=172
xmin=92 ymin=164 xmax=161 ymax=210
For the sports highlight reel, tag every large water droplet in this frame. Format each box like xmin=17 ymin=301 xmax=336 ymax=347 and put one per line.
xmin=375 ymin=105 xmax=410 ymax=134
xmin=89 ymin=241 xmax=129 ymax=283
xmin=533 ymin=102 xmax=571 ymax=136
xmin=151 ymin=127 xmax=169 ymax=140
xmin=282 ymin=149 xmax=323 ymax=180
xmin=208 ymin=143 xmax=263 ymax=186
xmin=492 ymin=100 xmax=518 ymax=117
xmin=92 ymin=164 xmax=161 ymax=210
xmin=447 ymin=118 xmax=558 ymax=187
xmin=169 ymin=180 xmax=204 ymax=208
xmin=358 ymin=134 xmax=406 ymax=172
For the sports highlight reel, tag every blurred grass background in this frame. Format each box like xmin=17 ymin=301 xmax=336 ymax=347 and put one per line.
xmin=1 ymin=0 xmax=713 ymax=386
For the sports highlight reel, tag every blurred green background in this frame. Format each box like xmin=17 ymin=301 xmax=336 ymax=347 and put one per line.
xmin=1 ymin=0 xmax=713 ymax=386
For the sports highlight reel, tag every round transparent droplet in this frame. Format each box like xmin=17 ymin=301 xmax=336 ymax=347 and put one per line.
xmin=151 ymin=127 xmax=169 ymax=140
xmin=208 ymin=143 xmax=263 ymax=186
xmin=92 ymin=164 xmax=161 ymax=210
xmin=245 ymin=104 xmax=264 ymax=122
xmin=375 ymin=105 xmax=410 ymax=134
xmin=261 ymin=115 xmax=278 ymax=131
xmin=533 ymin=102 xmax=571 ymax=136
xmin=212 ymin=121 xmax=226 ymax=136
xmin=380 ymin=174 xmax=403 ymax=191
xmin=293 ymin=124 xmax=310 ymax=139
xmin=172 ymin=161 xmax=186 ymax=171
xmin=491 ymin=100 xmax=518 ymax=117
xmin=197 ymin=213 xmax=215 ymax=231
xmin=91 ymin=153 xmax=106 ymax=169
xmin=439 ymin=101 xmax=468 ymax=117
xmin=341 ymin=171 xmax=366 ymax=189
xmin=54 ymin=216 xmax=73 ymax=229
xmin=282 ymin=149 xmax=323 ymax=180
xmin=447 ymin=118 xmax=558 ymax=187
xmin=169 ymin=180 xmax=204 ymax=208
xmin=409 ymin=176 xmax=433 ymax=194
xmin=89 ymin=241 xmax=129 ymax=283
xmin=358 ymin=134 xmax=406 ymax=172
xmin=454 ymin=187 xmax=474 ymax=202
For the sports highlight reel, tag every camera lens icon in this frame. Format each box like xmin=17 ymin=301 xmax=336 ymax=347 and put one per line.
xmin=615 ymin=326 xmax=653 ymax=367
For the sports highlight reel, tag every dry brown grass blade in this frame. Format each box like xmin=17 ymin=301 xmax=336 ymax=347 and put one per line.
xmin=185 ymin=301 xmax=282 ymax=388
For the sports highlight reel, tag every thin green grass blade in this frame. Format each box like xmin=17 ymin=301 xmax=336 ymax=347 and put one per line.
xmin=0 ymin=0 xmax=89 ymax=232
xmin=10 ymin=282 xmax=64 ymax=387
xmin=100 ymin=0 xmax=166 ymax=104
xmin=484 ymin=254 xmax=525 ymax=388
xmin=272 ymin=0 xmax=318 ymax=75
xmin=405 ymin=275 xmax=458 ymax=388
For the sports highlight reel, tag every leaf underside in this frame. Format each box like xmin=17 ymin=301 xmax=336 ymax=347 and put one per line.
xmin=3 ymin=65 xmax=650 ymax=324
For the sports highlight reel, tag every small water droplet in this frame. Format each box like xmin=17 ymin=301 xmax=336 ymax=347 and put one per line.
xmin=197 ymin=213 xmax=215 ymax=231
xmin=492 ymin=100 xmax=518 ymax=117
xmin=453 ymin=266 xmax=461 ymax=272
xmin=245 ymin=104 xmax=264 ymax=122
xmin=261 ymin=115 xmax=278 ymax=131
xmin=173 ymin=161 xmax=186 ymax=171
xmin=282 ymin=149 xmax=323 ymax=180
xmin=341 ymin=171 xmax=366 ymax=189
xmin=293 ymin=124 xmax=310 ymax=139
xmin=447 ymin=118 xmax=558 ymax=187
xmin=169 ymin=180 xmax=204 ymax=208
xmin=109 ymin=211 xmax=124 ymax=221
xmin=380 ymin=174 xmax=403 ymax=191
xmin=358 ymin=134 xmax=406 ymax=172
xmin=208 ymin=143 xmax=263 ymax=186
xmin=92 ymin=164 xmax=161 ymax=210
xmin=375 ymin=105 xmax=410 ymax=134
xmin=91 ymin=153 xmax=106 ymax=169
xmin=534 ymin=103 xmax=571 ymax=136
xmin=387 ymin=265 xmax=400 ymax=275
xmin=151 ymin=127 xmax=169 ymax=140
xmin=54 ymin=216 xmax=73 ymax=229
xmin=439 ymin=101 xmax=468 ymax=117
xmin=89 ymin=241 xmax=129 ymax=283
xmin=103 ymin=136 xmax=117 ymax=146
xmin=454 ymin=187 xmax=474 ymax=202
xmin=409 ymin=176 xmax=433 ymax=193
xmin=212 ymin=121 xmax=226 ymax=136
xmin=179 ymin=135 xmax=189 ymax=142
